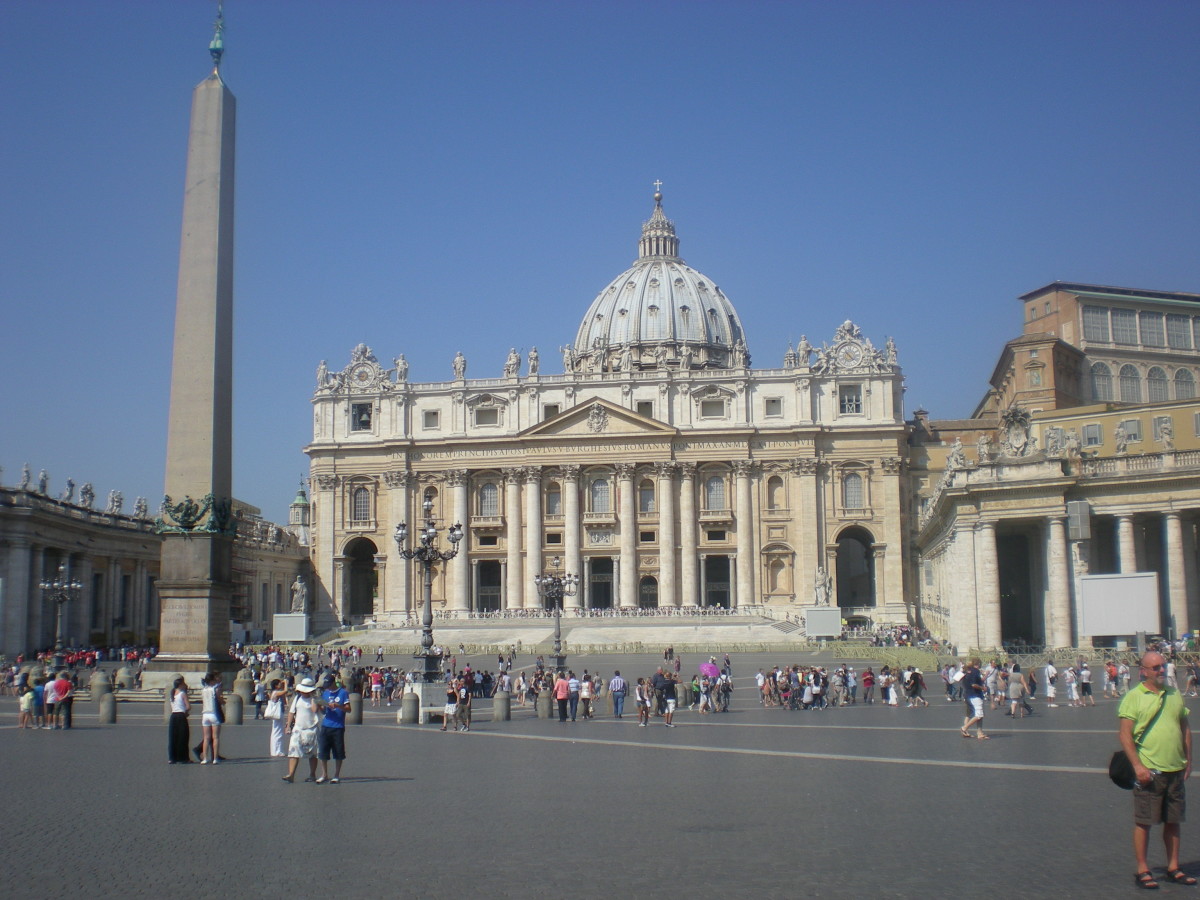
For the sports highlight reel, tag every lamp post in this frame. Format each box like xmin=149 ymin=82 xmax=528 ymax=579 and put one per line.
xmin=394 ymin=492 xmax=463 ymax=684
xmin=40 ymin=563 xmax=82 ymax=670
xmin=533 ymin=556 xmax=578 ymax=673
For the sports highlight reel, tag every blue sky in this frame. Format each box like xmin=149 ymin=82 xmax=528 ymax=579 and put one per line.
xmin=3 ymin=1 xmax=1198 ymax=522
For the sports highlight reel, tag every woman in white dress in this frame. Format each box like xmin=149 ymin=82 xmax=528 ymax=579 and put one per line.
xmin=282 ymin=677 xmax=321 ymax=783
xmin=199 ymin=671 xmax=224 ymax=764
xmin=267 ymin=679 xmax=288 ymax=757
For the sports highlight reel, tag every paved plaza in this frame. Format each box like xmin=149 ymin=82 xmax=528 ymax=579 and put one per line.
xmin=2 ymin=650 xmax=1191 ymax=898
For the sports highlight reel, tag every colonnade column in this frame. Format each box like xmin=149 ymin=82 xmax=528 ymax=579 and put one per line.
xmin=656 ymin=462 xmax=677 ymax=607
xmin=976 ymin=521 xmax=1001 ymax=650
xmin=617 ymin=463 xmax=637 ymax=609
xmin=2 ymin=540 xmax=32 ymax=659
xmin=678 ymin=463 xmax=698 ymax=606
xmin=448 ymin=470 xmax=470 ymax=612
xmin=385 ymin=471 xmax=411 ymax=616
xmin=503 ymin=468 xmax=523 ymax=609
xmin=523 ymin=468 xmax=542 ymax=609
xmin=1117 ymin=515 xmax=1138 ymax=573
xmin=1046 ymin=517 xmax=1072 ymax=648
xmin=733 ymin=461 xmax=755 ymax=609
xmin=563 ymin=466 xmax=582 ymax=610
xmin=1165 ymin=512 xmax=1189 ymax=637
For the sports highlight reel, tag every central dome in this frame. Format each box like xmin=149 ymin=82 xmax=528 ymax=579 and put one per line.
xmin=569 ymin=192 xmax=749 ymax=374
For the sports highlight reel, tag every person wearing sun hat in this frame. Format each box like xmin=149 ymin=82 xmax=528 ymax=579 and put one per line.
xmin=282 ymin=677 xmax=321 ymax=783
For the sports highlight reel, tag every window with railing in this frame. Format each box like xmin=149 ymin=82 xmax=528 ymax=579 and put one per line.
xmin=638 ymin=480 xmax=655 ymax=514
xmin=590 ymin=478 xmax=611 ymax=513
xmin=479 ymin=482 xmax=499 ymax=517
xmin=704 ymin=475 xmax=726 ymax=510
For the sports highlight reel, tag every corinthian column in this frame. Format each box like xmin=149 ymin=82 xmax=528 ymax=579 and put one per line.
xmin=617 ymin=463 xmax=637 ymax=608
xmin=678 ymin=463 xmax=698 ymax=606
xmin=734 ymin=460 xmax=755 ymax=609
xmin=656 ymin=462 xmax=677 ymax=607
xmin=1117 ymin=515 xmax=1138 ymax=573
xmin=563 ymin=466 xmax=582 ymax=609
xmin=503 ymin=468 xmax=523 ymax=609
xmin=448 ymin=469 xmax=470 ymax=612
xmin=384 ymin=471 xmax=412 ymax=616
xmin=523 ymin=467 xmax=543 ymax=607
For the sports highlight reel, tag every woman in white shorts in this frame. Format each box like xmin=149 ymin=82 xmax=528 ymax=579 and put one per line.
xmin=199 ymin=671 xmax=224 ymax=764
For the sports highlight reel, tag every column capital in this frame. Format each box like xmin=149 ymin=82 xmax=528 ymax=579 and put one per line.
xmin=732 ymin=459 xmax=755 ymax=478
xmin=502 ymin=467 xmax=524 ymax=485
xmin=793 ymin=458 xmax=819 ymax=475
xmin=677 ymin=462 xmax=697 ymax=480
xmin=445 ymin=468 xmax=469 ymax=487
xmin=523 ymin=466 xmax=543 ymax=485
xmin=615 ymin=462 xmax=637 ymax=480
xmin=653 ymin=460 xmax=677 ymax=479
xmin=561 ymin=464 xmax=581 ymax=481
xmin=314 ymin=474 xmax=339 ymax=491
xmin=383 ymin=470 xmax=413 ymax=488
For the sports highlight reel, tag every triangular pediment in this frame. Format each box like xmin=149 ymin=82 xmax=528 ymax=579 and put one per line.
xmin=520 ymin=398 xmax=677 ymax=439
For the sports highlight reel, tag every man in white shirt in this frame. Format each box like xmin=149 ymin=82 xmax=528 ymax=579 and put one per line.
xmin=1044 ymin=660 xmax=1059 ymax=707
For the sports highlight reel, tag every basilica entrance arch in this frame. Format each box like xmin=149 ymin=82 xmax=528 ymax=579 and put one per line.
xmin=704 ymin=556 xmax=731 ymax=608
xmin=835 ymin=526 xmax=875 ymax=608
xmin=639 ymin=575 xmax=658 ymax=609
xmin=344 ymin=537 xmax=378 ymax=620
xmin=477 ymin=560 xmax=502 ymax=612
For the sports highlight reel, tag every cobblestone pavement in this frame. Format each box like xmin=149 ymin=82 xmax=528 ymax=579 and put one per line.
xmin=2 ymin=650 xmax=1190 ymax=898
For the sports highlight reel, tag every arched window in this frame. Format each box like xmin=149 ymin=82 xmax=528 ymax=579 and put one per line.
xmin=1119 ymin=365 xmax=1141 ymax=403
xmin=1175 ymin=369 xmax=1196 ymax=400
xmin=638 ymin=479 xmax=655 ymax=514
xmin=704 ymin=475 xmax=726 ymax=510
xmin=843 ymin=472 xmax=864 ymax=509
xmin=352 ymin=486 xmax=371 ymax=523
xmin=1147 ymin=367 xmax=1169 ymax=403
xmin=590 ymin=478 xmax=611 ymax=513
xmin=766 ymin=475 xmax=784 ymax=510
xmin=479 ymin=482 xmax=499 ymax=517
xmin=545 ymin=482 xmax=562 ymax=515
xmin=1090 ymin=362 xmax=1113 ymax=402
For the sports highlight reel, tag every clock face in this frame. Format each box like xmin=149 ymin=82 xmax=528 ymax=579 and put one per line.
xmin=351 ymin=364 xmax=373 ymax=385
xmin=836 ymin=342 xmax=863 ymax=368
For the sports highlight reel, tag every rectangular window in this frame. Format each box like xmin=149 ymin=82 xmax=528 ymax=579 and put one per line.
xmin=839 ymin=384 xmax=862 ymax=415
xmin=542 ymin=403 xmax=560 ymax=420
xmin=1082 ymin=306 xmax=1110 ymax=342
xmin=1122 ymin=419 xmax=1143 ymax=442
xmin=545 ymin=533 xmax=562 ymax=545
xmin=474 ymin=408 xmax=499 ymax=427
xmin=636 ymin=400 xmax=654 ymax=418
xmin=478 ymin=535 xmax=498 ymax=547
xmin=764 ymin=397 xmax=782 ymax=417
xmin=1111 ymin=309 xmax=1137 ymax=345
xmin=923 ymin=561 xmax=934 ymax=587
xmin=423 ymin=410 xmax=440 ymax=430
xmin=350 ymin=402 xmax=373 ymax=432
xmin=1167 ymin=315 xmax=1192 ymax=349
xmin=700 ymin=399 xmax=726 ymax=418
xmin=640 ymin=531 xmax=655 ymax=543
xmin=1194 ymin=412 xmax=1200 ymax=437
xmin=1044 ymin=301 xmax=1051 ymax=316
xmin=706 ymin=530 xmax=726 ymax=542
xmin=1140 ymin=312 xmax=1165 ymax=347
xmin=1153 ymin=416 xmax=1173 ymax=441
xmin=1083 ymin=423 xmax=1103 ymax=446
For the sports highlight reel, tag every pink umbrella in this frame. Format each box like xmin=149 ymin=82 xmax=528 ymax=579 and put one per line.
xmin=699 ymin=662 xmax=720 ymax=678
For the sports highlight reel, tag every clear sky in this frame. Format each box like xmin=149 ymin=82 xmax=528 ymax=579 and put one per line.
xmin=3 ymin=1 xmax=1198 ymax=523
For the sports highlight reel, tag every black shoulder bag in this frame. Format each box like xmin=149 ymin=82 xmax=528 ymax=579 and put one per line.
xmin=1109 ymin=692 xmax=1169 ymax=789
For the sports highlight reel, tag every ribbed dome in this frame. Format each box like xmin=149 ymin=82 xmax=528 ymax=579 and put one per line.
xmin=569 ymin=192 xmax=749 ymax=374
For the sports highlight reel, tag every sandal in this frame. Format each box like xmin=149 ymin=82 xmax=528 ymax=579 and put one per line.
xmin=1166 ymin=869 xmax=1197 ymax=885
xmin=1135 ymin=871 xmax=1160 ymax=890
xmin=976 ymin=734 xmax=990 ymax=740
xmin=960 ymin=730 xmax=972 ymax=738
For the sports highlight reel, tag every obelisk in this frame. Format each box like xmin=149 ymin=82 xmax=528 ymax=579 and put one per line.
xmin=150 ymin=8 xmax=237 ymax=681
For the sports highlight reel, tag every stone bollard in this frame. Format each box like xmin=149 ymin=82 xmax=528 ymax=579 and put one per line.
xmin=90 ymin=669 xmax=112 ymax=699
xmin=98 ymin=693 xmax=117 ymax=725
xmin=536 ymin=692 xmax=551 ymax=720
xmin=116 ymin=667 xmax=137 ymax=690
xmin=399 ymin=692 xmax=419 ymax=725
xmin=233 ymin=677 xmax=254 ymax=710
xmin=349 ymin=692 xmax=364 ymax=725
xmin=492 ymin=690 xmax=511 ymax=722
xmin=225 ymin=692 xmax=244 ymax=725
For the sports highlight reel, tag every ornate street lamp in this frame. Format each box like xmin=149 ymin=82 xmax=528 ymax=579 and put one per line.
xmin=40 ymin=563 xmax=82 ymax=670
xmin=533 ymin=556 xmax=578 ymax=673
xmin=394 ymin=492 xmax=463 ymax=684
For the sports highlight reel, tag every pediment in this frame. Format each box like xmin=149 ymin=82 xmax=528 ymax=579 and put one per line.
xmin=520 ymin=398 xmax=677 ymax=439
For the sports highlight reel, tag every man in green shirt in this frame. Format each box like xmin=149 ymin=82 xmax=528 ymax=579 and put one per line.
xmin=1118 ymin=651 xmax=1194 ymax=889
